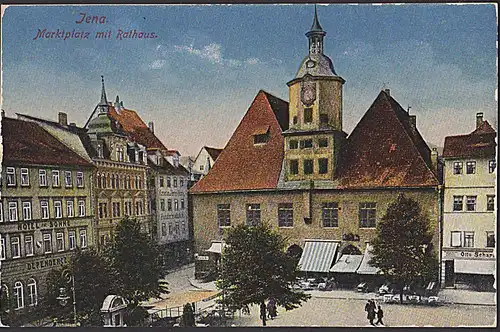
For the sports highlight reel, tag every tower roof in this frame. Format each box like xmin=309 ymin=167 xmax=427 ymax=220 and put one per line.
xmin=98 ymin=75 xmax=108 ymax=108
xmin=310 ymin=5 xmax=323 ymax=32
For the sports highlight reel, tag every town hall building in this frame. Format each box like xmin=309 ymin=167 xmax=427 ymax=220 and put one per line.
xmin=190 ymin=8 xmax=441 ymax=281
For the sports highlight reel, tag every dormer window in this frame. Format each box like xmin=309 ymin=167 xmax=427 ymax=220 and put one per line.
xmin=253 ymin=126 xmax=270 ymax=145
xmin=97 ymin=144 xmax=104 ymax=158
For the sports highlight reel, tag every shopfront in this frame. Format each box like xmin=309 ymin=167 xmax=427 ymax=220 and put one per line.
xmin=442 ymin=248 xmax=495 ymax=291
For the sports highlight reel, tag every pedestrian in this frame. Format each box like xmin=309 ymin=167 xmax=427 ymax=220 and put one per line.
xmin=267 ymin=298 xmax=277 ymax=319
xmin=365 ymin=300 xmax=376 ymax=326
xmin=375 ymin=305 xmax=384 ymax=326
xmin=260 ymin=302 xmax=267 ymax=326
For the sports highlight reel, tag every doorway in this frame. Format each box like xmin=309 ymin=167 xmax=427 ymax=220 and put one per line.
xmin=444 ymin=260 xmax=455 ymax=287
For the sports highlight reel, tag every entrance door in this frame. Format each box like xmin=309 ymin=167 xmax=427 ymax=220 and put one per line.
xmin=444 ymin=260 xmax=455 ymax=287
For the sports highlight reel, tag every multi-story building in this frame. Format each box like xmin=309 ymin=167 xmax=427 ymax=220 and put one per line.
xmin=191 ymin=146 xmax=223 ymax=181
xmin=190 ymin=9 xmax=441 ymax=281
xmin=85 ymin=78 xmax=152 ymax=248
xmin=441 ymin=113 xmax=496 ymax=290
xmin=0 ymin=116 xmax=94 ymax=317
xmin=106 ymin=95 xmax=191 ymax=263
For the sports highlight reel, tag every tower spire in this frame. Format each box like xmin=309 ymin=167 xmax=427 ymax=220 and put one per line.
xmin=306 ymin=5 xmax=326 ymax=55
xmin=98 ymin=75 xmax=109 ymax=114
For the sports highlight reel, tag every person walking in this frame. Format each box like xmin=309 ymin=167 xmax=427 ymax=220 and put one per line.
xmin=375 ymin=305 xmax=384 ymax=326
xmin=260 ymin=302 xmax=267 ymax=326
xmin=267 ymin=298 xmax=277 ymax=319
xmin=365 ymin=300 xmax=376 ymax=326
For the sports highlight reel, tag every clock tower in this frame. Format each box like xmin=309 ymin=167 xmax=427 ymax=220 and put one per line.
xmin=283 ymin=6 xmax=346 ymax=182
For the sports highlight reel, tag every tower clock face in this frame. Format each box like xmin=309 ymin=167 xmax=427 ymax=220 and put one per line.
xmin=301 ymin=81 xmax=316 ymax=107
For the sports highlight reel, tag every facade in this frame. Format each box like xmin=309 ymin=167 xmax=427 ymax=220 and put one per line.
xmin=0 ymin=116 xmax=94 ymax=315
xmin=190 ymin=9 xmax=441 ymax=281
xmin=85 ymin=79 xmax=152 ymax=248
xmin=191 ymin=146 xmax=223 ymax=181
xmin=441 ymin=113 xmax=496 ymax=290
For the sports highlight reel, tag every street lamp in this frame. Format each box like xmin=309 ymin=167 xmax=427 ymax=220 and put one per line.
xmin=56 ymin=269 xmax=78 ymax=326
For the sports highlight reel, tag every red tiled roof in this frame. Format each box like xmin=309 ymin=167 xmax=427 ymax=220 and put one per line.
xmin=1 ymin=117 xmax=93 ymax=167
xmin=190 ymin=90 xmax=289 ymax=193
xmin=204 ymin=146 xmax=223 ymax=161
xmin=443 ymin=120 xmax=496 ymax=159
xmin=337 ymin=90 xmax=439 ymax=188
xmin=108 ymin=107 xmax=168 ymax=151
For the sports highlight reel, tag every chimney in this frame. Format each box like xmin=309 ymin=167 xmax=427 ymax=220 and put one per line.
xmin=1 ymin=109 xmax=5 ymax=118
xmin=120 ymin=101 xmax=124 ymax=110
xmin=476 ymin=112 xmax=484 ymax=129
xmin=69 ymin=122 xmax=76 ymax=127
xmin=148 ymin=121 xmax=154 ymax=134
xmin=384 ymin=88 xmax=390 ymax=96
xmin=58 ymin=112 xmax=68 ymax=126
xmin=431 ymin=148 xmax=438 ymax=174
xmin=114 ymin=95 xmax=121 ymax=112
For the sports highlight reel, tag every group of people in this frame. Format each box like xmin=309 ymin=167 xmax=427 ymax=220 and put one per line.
xmin=365 ymin=299 xmax=384 ymax=326
xmin=259 ymin=298 xmax=278 ymax=326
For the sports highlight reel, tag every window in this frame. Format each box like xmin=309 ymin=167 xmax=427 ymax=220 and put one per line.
xmin=173 ymin=178 xmax=178 ymax=187
xmin=160 ymin=199 xmax=165 ymax=211
xmin=466 ymin=196 xmax=476 ymax=211
xmin=217 ymin=204 xmax=231 ymax=227
xmin=6 ymin=167 xmax=16 ymax=186
xmin=78 ymin=200 xmax=85 ymax=217
xmin=466 ymin=161 xmax=476 ymax=174
xmin=43 ymin=233 xmax=52 ymax=253
xmin=1 ymin=237 xmax=5 ymax=260
xmin=112 ymin=202 xmax=121 ymax=218
xmin=0 ymin=202 xmax=2 ymax=222
xmin=304 ymin=159 xmax=314 ymax=175
xmin=56 ymin=232 xmax=64 ymax=252
xmin=20 ymin=168 xmax=29 ymax=186
xmin=52 ymin=170 xmax=60 ymax=187
xmin=39 ymin=170 xmax=47 ymax=187
xmin=76 ymin=172 xmax=84 ymax=188
xmin=254 ymin=133 xmax=269 ymax=144
xmin=292 ymin=116 xmax=298 ymax=125
xmin=181 ymin=199 xmax=185 ymax=209
xmin=167 ymin=199 xmax=172 ymax=211
xmin=24 ymin=235 xmax=34 ymax=256
xmin=359 ymin=202 xmax=376 ymax=228
xmin=9 ymin=202 xmax=18 ymax=221
xmin=11 ymin=236 xmax=21 ymax=258
xmin=453 ymin=196 xmax=463 ymax=211
xmin=27 ymin=279 xmax=37 ymax=306
xmin=135 ymin=201 xmax=143 ymax=216
xmin=290 ymin=160 xmax=299 ymax=175
xmin=199 ymin=165 xmax=204 ymax=171
xmin=64 ymin=171 xmax=72 ymax=187
xmin=80 ymin=229 xmax=87 ymax=248
xmin=319 ymin=113 xmax=329 ymax=124
xmin=98 ymin=202 xmax=108 ymax=219
xmin=318 ymin=138 xmax=328 ymax=147
xmin=453 ymin=162 xmax=463 ymax=175
xmin=300 ymin=139 xmax=313 ymax=149
xmin=69 ymin=231 xmax=76 ymax=250
xmin=162 ymin=223 xmax=167 ymax=236
xmin=318 ymin=158 xmax=328 ymax=174
xmin=489 ymin=160 xmax=496 ymax=173
xmin=66 ymin=200 xmax=74 ymax=218
xmin=278 ymin=203 xmax=293 ymax=227
xmin=159 ymin=177 xmax=164 ymax=187
xmin=485 ymin=195 xmax=495 ymax=211
xmin=167 ymin=177 xmax=171 ymax=187
xmin=451 ymin=231 xmax=462 ymax=247
xmin=14 ymin=281 xmax=24 ymax=310
xmin=463 ymin=232 xmax=474 ymax=248
xmin=486 ymin=232 xmax=495 ymax=248
xmin=22 ymin=202 xmax=32 ymax=221
xmin=246 ymin=204 xmax=261 ymax=226
xmin=54 ymin=201 xmax=62 ymax=218
xmin=174 ymin=200 xmax=179 ymax=211
xmin=180 ymin=178 xmax=184 ymax=187
xmin=304 ymin=108 xmax=313 ymax=123
xmin=322 ymin=202 xmax=339 ymax=227
xmin=289 ymin=140 xmax=298 ymax=149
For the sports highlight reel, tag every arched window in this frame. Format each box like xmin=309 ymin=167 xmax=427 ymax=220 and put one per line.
xmin=14 ymin=281 xmax=24 ymax=309
xmin=97 ymin=173 xmax=101 ymax=188
xmin=27 ymin=278 xmax=37 ymax=306
xmin=102 ymin=174 xmax=107 ymax=189
xmin=1 ymin=284 xmax=10 ymax=312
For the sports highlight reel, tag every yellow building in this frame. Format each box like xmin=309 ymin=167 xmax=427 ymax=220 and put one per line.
xmin=190 ymin=9 xmax=440 ymax=282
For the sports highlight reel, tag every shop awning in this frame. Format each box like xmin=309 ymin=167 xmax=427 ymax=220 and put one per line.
xmin=206 ymin=241 xmax=225 ymax=254
xmin=330 ymin=254 xmax=363 ymax=273
xmin=455 ymin=259 xmax=496 ymax=275
xmin=298 ymin=240 xmax=339 ymax=273
xmin=357 ymin=244 xmax=381 ymax=275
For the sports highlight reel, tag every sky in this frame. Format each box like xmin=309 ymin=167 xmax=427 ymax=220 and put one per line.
xmin=1 ymin=4 xmax=497 ymax=157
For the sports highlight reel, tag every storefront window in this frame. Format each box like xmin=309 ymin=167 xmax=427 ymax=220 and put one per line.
xmin=486 ymin=232 xmax=495 ymax=248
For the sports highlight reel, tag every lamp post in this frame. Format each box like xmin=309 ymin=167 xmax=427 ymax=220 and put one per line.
xmin=56 ymin=269 xmax=78 ymax=326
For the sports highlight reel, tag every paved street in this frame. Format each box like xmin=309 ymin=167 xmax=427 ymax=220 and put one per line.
xmin=230 ymin=297 xmax=496 ymax=327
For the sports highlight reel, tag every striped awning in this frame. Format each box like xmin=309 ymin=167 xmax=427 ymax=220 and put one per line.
xmin=206 ymin=241 xmax=226 ymax=254
xmin=330 ymin=254 xmax=363 ymax=273
xmin=357 ymin=244 xmax=381 ymax=275
xmin=298 ymin=240 xmax=339 ymax=273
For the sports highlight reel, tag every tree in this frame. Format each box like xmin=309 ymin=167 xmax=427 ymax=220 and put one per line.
xmin=370 ymin=194 xmax=438 ymax=304
xmin=180 ymin=303 xmax=195 ymax=327
xmin=217 ymin=223 xmax=310 ymax=326
xmin=43 ymin=247 xmax=118 ymax=326
xmin=104 ymin=217 xmax=168 ymax=306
